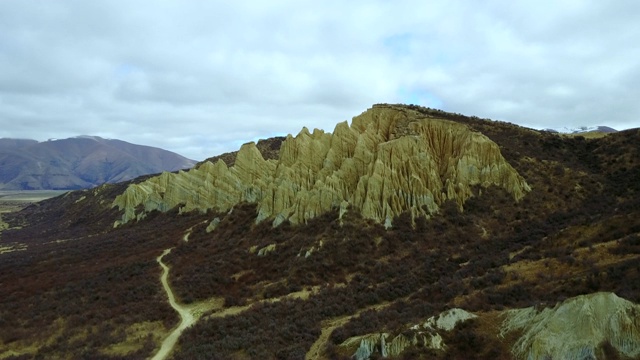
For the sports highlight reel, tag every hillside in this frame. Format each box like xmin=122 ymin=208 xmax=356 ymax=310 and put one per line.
xmin=0 ymin=104 xmax=639 ymax=359
xmin=0 ymin=136 xmax=196 ymax=190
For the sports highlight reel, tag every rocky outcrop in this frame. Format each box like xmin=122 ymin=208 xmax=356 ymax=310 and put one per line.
xmin=256 ymin=244 xmax=277 ymax=257
xmin=343 ymin=308 xmax=477 ymax=359
xmin=113 ymin=105 xmax=530 ymax=227
xmin=501 ymin=292 xmax=640 ymax=360
xmin=419 ymin=308 xmax=478 ymax=332
xmin=205 ymin=218 xmax=220 ymax=233
xmin=345 ymin=333 xmax=415 ymax=360
xmin=343 ymin=294 xmax=640 ymax=359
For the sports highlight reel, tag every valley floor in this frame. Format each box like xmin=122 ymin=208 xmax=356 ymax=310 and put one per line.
xmin=0 ymin=190 xmax=67 ymax=202
xmin=0 ymin=190 xmax=67 ymax=214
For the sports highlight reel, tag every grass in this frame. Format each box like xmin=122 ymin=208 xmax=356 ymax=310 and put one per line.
xmin=561 ymin=131 xmax=611 ymax=139
xmin=0 ymin=243 xmax=27 ymax=254
xmin=100 ymin=321 xmax=166 ymax=357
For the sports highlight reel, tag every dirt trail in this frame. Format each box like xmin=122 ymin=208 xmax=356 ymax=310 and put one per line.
xmin=151 ymin=248 xmax=196 ymax=360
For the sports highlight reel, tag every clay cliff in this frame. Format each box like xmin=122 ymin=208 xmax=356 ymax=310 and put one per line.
xmin=113 ymin=105 xmax=531 ymax=227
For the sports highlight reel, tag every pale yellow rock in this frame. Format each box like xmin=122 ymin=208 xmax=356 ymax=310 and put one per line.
xmin=385 ymin=334 xmax=413 ymax=357
xmin=113 ymin=105 xmax=531 ymax=227
xmin=345 ymin=333 xmax=413 ymax=360
xmin=257 ymin=243 xmax=276 ymax=257
xmin=501 ymin=292 xmax=640 ymax=360
xmin=205 ymin=218 xmax=220 ymax=233
xmin=424 ymin=308 xmax=478 ymax=331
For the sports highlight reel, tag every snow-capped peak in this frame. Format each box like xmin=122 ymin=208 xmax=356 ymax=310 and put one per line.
xmin=558 ymin=126 xmax=599 ymax=134
xmin=543 ymin=126 xmax=618 ymax=134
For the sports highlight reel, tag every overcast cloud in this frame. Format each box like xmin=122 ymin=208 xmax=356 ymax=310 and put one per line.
xmin=1 ymin=1 xmax=638 ymax=160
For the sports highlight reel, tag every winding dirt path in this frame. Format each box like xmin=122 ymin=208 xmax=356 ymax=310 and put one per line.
xmin=151 ymin=248 xmax=196 ymax=360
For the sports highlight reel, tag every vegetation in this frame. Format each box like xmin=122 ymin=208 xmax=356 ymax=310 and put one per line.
xmin=1 ymin=105 xmax=638 ymax=359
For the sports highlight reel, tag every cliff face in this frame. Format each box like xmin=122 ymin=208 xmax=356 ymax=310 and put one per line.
xmin=113 ymin=105 xmax=531 ymax=227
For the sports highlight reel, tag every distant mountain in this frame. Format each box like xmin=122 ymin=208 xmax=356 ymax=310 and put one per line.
xmin=543 ymin=125 xmax=619 ymax=134
xmin=0 ymin=138 xmax=38 ymax=149
xmin=0 ymin=136 xmax=196 ymax=190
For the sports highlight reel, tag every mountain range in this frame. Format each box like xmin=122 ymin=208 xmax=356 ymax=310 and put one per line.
xmin=0 ymin=136 xmax=196 ymax=190
xmin=0 ymin=104 xmax=639 ymax=359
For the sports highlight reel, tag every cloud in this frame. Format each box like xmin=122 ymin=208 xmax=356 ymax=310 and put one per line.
xmin=0 ymin=1 xmax=638 ymax=160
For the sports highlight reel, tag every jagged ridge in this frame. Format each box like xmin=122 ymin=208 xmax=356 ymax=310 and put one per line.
xmin=113 ymin=105 xmax=531 ymax=227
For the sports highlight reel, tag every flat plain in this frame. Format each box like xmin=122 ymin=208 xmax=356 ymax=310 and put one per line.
xmin=0 ymin=190 xmax=67 ymax=230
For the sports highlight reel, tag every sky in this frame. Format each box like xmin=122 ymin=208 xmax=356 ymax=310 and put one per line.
xmin=1 ymin=1 xmax=639 ymax=161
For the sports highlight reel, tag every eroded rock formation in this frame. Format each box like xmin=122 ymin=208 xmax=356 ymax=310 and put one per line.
xmin=420 ymin=308 xmax=478 ymax=332
xmin=343 ymin=308 xmax=477 ymax=359
xmin=345 ymin=333 xmax=415 ymax=360
xmin=501 ymin=292 xmax=640 ymax=359
xmin=343 ymin=293 xmax=640 ymax=360
xmin=113 ymin=105 xmax=531 ymax=227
